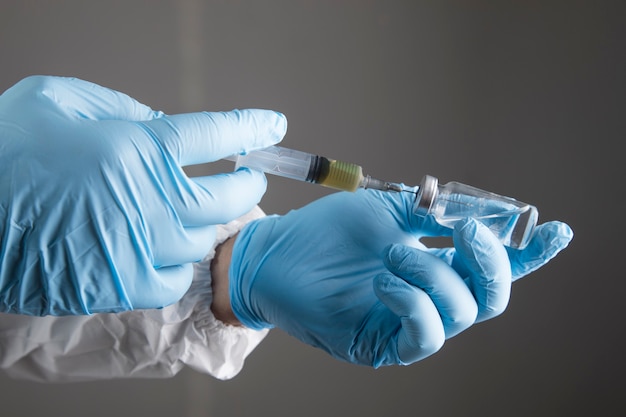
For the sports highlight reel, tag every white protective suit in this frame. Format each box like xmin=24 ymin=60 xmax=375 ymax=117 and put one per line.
xmin=0 ymin=208 xmax=269 ymax=383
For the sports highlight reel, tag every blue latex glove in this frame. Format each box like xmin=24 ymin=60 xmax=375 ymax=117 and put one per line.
xmin=229 ymin=188 xmax=572 ymax=367
xmin=0 ymin=76 xmax=287 ymax=316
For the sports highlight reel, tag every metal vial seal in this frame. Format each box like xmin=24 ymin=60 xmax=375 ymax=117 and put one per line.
xmin=414 ymin=174 xmax=438 ymax=216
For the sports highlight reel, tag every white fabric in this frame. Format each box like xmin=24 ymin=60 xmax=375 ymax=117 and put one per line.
xmin=0 ymin=207 xmax=268 ymax=383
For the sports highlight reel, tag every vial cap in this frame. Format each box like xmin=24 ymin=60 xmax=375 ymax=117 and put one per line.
xmin=415 ymin=175 xmax=438 ymax=216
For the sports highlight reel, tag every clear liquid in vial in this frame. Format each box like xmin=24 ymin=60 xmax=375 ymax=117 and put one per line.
xmin=415 ymin=177 xmax=538 ymax=250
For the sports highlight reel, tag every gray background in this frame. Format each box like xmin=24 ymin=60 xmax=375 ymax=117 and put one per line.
xmin=1 ymin=1 xmax=624 ymax=416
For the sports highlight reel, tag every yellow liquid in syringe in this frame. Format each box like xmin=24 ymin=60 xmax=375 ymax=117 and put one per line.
xmin=315 ymin=159 xmax=364 ymax=192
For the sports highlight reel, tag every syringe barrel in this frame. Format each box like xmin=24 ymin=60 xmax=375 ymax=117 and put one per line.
xmin=230 ymin=145 xmax=365 ymax=192
xmin=232 ymin=146 xmax=316 ymax=182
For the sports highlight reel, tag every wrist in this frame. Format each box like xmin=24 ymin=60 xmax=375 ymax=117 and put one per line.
xmin=210 ymin=234 xmax=242 ymax=326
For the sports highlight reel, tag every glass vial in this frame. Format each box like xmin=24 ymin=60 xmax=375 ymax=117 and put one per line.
xmin=413 ymin=175 xmax=538 ymax=249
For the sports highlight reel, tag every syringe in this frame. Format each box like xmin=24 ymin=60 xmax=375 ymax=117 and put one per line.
xmin=225 ymin=145 xmax=402 ymax=193
xmin=226 ymin=146 xmax=539 ymax=248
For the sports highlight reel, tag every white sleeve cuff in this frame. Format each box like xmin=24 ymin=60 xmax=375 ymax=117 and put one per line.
xmin=0 ymin=207 xmax=268 ymax=382
xmin=175 ymin=206 xmax=270 ymax=380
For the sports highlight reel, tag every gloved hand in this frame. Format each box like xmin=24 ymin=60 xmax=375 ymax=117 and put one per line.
xmin=229 ymin=188 xmax=572 ymax=367
xmin=0 ymin=76 xmax=287 ymax=316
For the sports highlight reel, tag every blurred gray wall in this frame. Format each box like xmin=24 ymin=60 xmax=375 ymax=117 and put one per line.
xmin=1 ymin=1 xmax=624 ymax=416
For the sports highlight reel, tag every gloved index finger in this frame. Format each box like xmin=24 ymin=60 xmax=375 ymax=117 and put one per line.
xmin=140 ymin=109 xmax=287 ymax=166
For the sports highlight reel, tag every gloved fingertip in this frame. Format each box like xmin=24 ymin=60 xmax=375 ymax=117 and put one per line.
xmin=456 ymin=217 xmax=504 ymax=247
xmin=524 ymin=221 xmax=574 ymax=264
xmin=454 ymin=217 xmax=509 ymax=282
xmin=385 ymin=242 xmax=404 ymax=258
xmin=235 ymin=165 xmax=267 ymax=179
xmin=452 ymin=217 xmax=481 ymax=240
xmin=274 ymin=110 xmax=287 ymax=130
xmin=263 ymin=109 xmax=288 ymax=144
xmin=544 ymin=221 xmax=574 ymax=248
xmin=373 ymin=273 xmax=420 ymax=317
xmin=373 ymin=271 xmax=409 ymax=293
xmin=529 ymin=221 xmax=574 ymax=258
xmin=373 ymin=273 xmax=394 ymax=295
xmin=384 ymin=243 xmax=417 ymax=271
xmin=233 ymin=166 xmax=269 ymax=197
xmin=453 ymin=218 xmax=488 ymax=251
xmin=509 ymin=221 xmax=574 ymax=280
